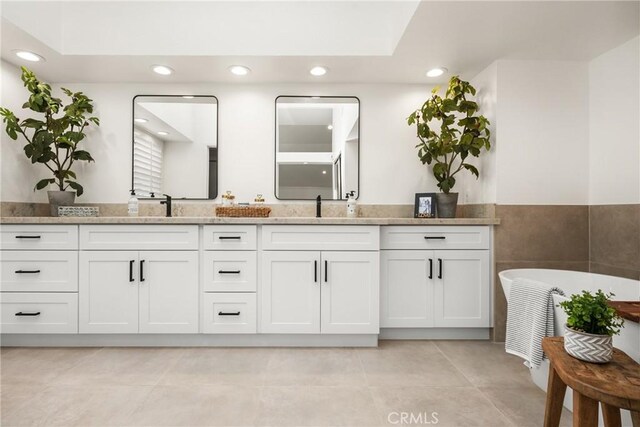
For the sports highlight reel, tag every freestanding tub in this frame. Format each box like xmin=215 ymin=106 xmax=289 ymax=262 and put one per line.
xmin=499 ymin=269 xmax=640 ymax=425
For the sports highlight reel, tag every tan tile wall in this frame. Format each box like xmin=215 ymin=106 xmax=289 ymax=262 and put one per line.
xmin=492 ymin=205 xmax=590 ymax=342
xmin=589 ymin=204 xmax=640 ymax=281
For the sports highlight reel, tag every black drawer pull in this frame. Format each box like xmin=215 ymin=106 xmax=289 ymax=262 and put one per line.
xmin=15 ymin=270 xmax=41 ymax=274
xmin=218 ymin=236 xmax=241 ymax=240
xmin=218 ymin=311 xmax=240 ymax=316
xmin=129 ymin=260 xmax=135 ymax=282
xmin=428 ymin=259 xmax=433 ymax=279
xmin=424 ymin=236 xmax=446 ymax=240
xmin=218 ymin=270 xmax=241 ymax=274
xmin=15 ymin=311 xmax=41 ymax=316
xmin=438 ymin=258 xmax=443 ymax=279
xmin=15 ymin=235 xmax=41 ymax=239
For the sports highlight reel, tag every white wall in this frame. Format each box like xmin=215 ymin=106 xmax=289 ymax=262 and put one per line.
xmin=1 ymin=62 xmax=441 ymax=204
xmin=494 ymin=60 xmax=590 ymax=205
xmin=588 ymin=36 xmax=640 ymax=205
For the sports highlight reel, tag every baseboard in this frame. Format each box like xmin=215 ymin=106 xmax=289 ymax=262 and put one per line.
xmin=379 ymin=328 xmax=490 ymax=340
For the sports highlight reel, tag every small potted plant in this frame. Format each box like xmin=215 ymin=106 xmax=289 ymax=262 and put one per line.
xmin=559 ymin=290 xmax=624 ymax=363
xmin=0 ymin=67 xmax=99 ymax=216
xmin=407 ymin=76 xmax=490 ymax=217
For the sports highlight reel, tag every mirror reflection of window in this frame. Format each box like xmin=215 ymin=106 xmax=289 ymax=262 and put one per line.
xmin=275 ymin=96 xmax=359 ymax=200
xmin=132 ymin=95 xmax=218 ymax=199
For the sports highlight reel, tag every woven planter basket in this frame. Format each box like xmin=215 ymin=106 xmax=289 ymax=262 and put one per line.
xmin=564 ymin=324 xmax=613 ymax=364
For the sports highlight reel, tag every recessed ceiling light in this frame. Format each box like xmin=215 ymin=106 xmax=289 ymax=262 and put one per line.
xmin=322 ymin=170 xmax=327 ymax=174
xmin=157 ymin=131 xmax=169 ymax=136
xmin=426 ymin=67 xmax=447 ymax=78
xmin=310 ymin=66 xmax=328 ymax=77
xmin=182 ymin=95 xmax=194 ymax=99
xmin=152 ymin=65 xmax=173 ymax=76
xmin=229 ymin=65 xmax=250 ymax=76
xmin=134 ymin=118 xmax=148 ymax=123
xmin=13 ymin=50 xmax=45 ymax=62
xmin=327 ymin=125 xmax=333 ymax=130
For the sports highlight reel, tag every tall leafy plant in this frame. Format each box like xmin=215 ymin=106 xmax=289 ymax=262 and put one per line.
xmin=0 ymin=67 xmax=99 ymax=196
xmin=407 ymin=76 xmax=490 ymax=193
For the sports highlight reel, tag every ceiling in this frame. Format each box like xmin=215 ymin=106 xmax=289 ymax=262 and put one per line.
xmin=1 ymin=1 xmax=638 ymax=83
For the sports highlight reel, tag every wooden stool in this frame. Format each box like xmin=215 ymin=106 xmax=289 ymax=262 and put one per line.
xmin=542 ymin=336 xmax=640 ymax=427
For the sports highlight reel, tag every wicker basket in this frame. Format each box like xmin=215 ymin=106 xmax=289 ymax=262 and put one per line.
xmin=216 ymin=206 xmax=271 ymax=218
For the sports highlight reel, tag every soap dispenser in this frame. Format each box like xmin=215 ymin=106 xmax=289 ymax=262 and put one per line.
xmin=346 ymin=191 xmax=357 ymax=218
xmin=128 ymin=190 xmax=139 ymax=217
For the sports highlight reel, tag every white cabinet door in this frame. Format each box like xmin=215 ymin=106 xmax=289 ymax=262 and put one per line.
xmin=261 ymin=251 xmax=320 ymax=334
xmin=321 ymin=251 xmax=379 ymax=334
xmin=433 ymin=250 xmax=490 ymax=327
xmin=381 ymin=250 xmax=434 ymax=328
xmin=79 ymin=251 xmax=139 ymax=333
xmin=139 ymin=251 xmax=198 ymax=334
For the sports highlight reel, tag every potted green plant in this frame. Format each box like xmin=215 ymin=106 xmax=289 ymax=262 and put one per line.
xmin=407 ymin=76 xmax=490 ymax=217
xmin=0 ymin=67 xmax=99 ymax=216
xmin=559 ymin=290 xmax=624 ymax=363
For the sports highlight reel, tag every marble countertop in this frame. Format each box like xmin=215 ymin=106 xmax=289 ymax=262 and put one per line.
xmin=0 ymin=216 xmax=500 ymax=225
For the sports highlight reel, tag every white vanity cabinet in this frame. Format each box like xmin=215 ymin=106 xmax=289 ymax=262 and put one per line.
xmin=78 ymin=225 xmax=199 ymax=334
xmin=380 ymin=226 xmax=491 ymax=329
xmin=260 ymin=226 xmax=380 ymax=334
xmin=0 ymin=225 xmax=79 ymax=334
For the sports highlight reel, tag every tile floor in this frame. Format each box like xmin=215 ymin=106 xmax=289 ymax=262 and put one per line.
xmin=0 ymin=340 xmax=572 ymax=426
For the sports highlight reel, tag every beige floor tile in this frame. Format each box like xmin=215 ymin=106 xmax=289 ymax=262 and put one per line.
xmin=159 ymin=348 xmax=273 ymax=386
xmin=50 ymin=347 xmax=185 ymax=387
xmin=1 ymin=384 xmax=153 ymax=427
xmin=435 ymin=341 xmax=534 ymax=387
xmin=480 ymin=385 xmax=572 ymax=427
xmin=256 ymin=386 xmax=383 ymax=427
xmin=370 ymin=386 xmax=513 ymax=427
xmin=264 ymin=348 xmax=367 ymax=386
xmin=129 ymin=385 xmax=261 ymax=426
xmin=1 ymin=347 xmax=101 ymax=386
xmin=358 ymin=341 xmax=471 ymax=387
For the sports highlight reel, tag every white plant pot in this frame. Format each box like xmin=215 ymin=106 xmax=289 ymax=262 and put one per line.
xmin=564 ymin=324 xmax=613 ymax=364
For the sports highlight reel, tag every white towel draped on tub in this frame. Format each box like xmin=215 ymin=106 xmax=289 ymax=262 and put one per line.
xmin=505 ymin=278 xmax=565 ymax=369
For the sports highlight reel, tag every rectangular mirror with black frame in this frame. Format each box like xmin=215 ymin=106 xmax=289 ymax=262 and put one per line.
xmin=275 ymin=96 xmax=359 ymax=200
xmin=132 ymin=95 xmax=218 ymax=199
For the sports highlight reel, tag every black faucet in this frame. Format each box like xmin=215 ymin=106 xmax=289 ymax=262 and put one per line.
xmin=160 ymin=194 xmax=172 ymax=217
xmin=316 ymin=195 xmax=322 ymax=218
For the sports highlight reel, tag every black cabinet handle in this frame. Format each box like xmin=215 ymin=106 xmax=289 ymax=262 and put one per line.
xmin=324 ymin=260 xmax=328 ymax=283
xmin=428 ymin=259 xmax=433 ymax=279
xmin=424 ymin=236 xmax=446 ymax=240
xmin=129 ymin=260 xmax=135 ymax=282
xmin=438 ymin=258 xmax=443 ymax=279
xmin=15 ymin=270 xmax=41 ymax=274
xmin=218 ymin=311 xmax=240 ymax=316
xmin=15 ymin=235 xmax=41 ymax=239
xmin=218 ymin=270 xmax=241 ymax=274
xmin=218 ymin=236 xmax=241 ymax=240
xmin=314 ymin=261 xmax=318 ymax=282
xmin=140 ymin=260 xmax=145 ymax=282
xmin=15 ymin=311 xmax=40 ymax=316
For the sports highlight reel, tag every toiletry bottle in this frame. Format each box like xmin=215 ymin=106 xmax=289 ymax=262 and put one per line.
xmin=128 ymin=190 xmax=139 ymax=217
xmin=346 ymin=191 xmax=357 ymax=218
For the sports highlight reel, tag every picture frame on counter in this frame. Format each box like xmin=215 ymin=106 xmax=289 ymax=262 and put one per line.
xmin=414 ymin=193 xmax=437 ymax=218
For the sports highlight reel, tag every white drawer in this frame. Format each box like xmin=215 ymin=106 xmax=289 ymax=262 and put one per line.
xmin=381 ymin=226 xmax=490 ymax=250
xmin=203 ymin=251 xmax=257 ymax=292
xmin=1 ymin=251 xmax=78 ymax=292
xmin=80 ymin=225 xmax=198 ymax=250
xmin=1 ymin=225 xmax=78 ymax=250
xmin=203 ymin=226 xmax=257 ymax=250
xmin=202 ymin=293 xmax=256 ymax=334
xmin=262 ymin=225 xmax=379 ymax=251
xmin=1 ymin=293 xmax=78 ymax=334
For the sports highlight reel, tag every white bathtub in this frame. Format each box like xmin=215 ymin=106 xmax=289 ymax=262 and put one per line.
xmin=499 ymin=269 xmax=640 ymax=425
